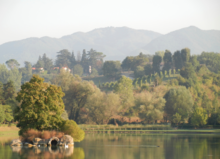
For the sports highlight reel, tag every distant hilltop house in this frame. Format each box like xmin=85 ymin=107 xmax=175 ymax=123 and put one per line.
xmin=60 ymin=67 xmax=71 ymax=72
xmin=32 ymin=67 xmax=44 ymax=73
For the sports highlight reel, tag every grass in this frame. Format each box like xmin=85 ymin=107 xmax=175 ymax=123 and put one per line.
xmin=79 ymin=124 xmax=220 ymax=134
xmin=0 ymin=125 xmax=19 ymax=143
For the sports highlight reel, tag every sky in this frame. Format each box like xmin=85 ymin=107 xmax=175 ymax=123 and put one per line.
xmin=0 ymin=0 xmax=220 ymax=45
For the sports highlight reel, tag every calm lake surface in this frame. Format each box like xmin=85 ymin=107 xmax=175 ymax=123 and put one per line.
xmin=1 ymin=133 xmax=220 ymax=159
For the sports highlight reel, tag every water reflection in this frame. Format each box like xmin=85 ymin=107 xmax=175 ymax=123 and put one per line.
xmin=10 ymin=146 xmax=85 ymax=159
xmin=1 ymin=134 xmax=220 ymax=159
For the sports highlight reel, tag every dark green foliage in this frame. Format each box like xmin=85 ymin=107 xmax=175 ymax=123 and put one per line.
xmin=180 ymin=62 xmax=196 ymax=79
xmin=163 ymin=50 xmax=172 ymax=72
xmin=152 ymin=55 xmax=162 ymax=73
xmin=103 ymin=61 xmax=121 ymax=78
xmin=164 ymin=86 xmax=193 ymax=122
xmin=121 ymin=53 xmax=149 ymax=71
xmin=181 ymin=48 xmax=191 ymax=64
xmin=56 ymin=49 xmax=72 ymax=68
xmin=173 ymin=50 xmax=183 ymax=70
xmin=6 ymin=59 xmax=20 ymax=69
xmin=14 ymin=75 xmax=65 ymax=135
xmin=197 ymin=52 xmax=220 ymax=73
xmin=144 ymin=64 xmax=153 ymax=76
xmin=134 ymin=66 xmax=145 ymax=78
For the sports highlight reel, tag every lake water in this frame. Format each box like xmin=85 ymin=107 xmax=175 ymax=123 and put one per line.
xmin=1 ymin=133 xmax=220 ymax=159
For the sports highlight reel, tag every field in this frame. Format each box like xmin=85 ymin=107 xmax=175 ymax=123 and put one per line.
xmin=0 ymin=125 xmax=19 ymax=143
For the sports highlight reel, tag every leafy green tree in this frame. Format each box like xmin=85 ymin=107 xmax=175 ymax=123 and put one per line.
xmin=63 ymin=79 xmax=95 ymax=123
xmin=172 ymin=113 xmax=181 ymax=125
xmin=152 ymin=55 xmax=162 ymax=73
xmin=56 ymin=49 xmax=72 ymax=68
xmin=135 ymin=91 xmax=165 ymax=123
xmin=2 ymin=105 xmax=13 ymax=123
xmin=144 ymin=64 xmax=153 ymax=76
xmin=197 ymin=52 xmax=220 ymax=73
xmin=87 ymin=49 xmax=106 ymax=73
xmin=164 ymin=86 xmax=194 ymax=122
xmin=72 ymin=64 xmax=84 ymax=76
xmin=163 ymin=50 xmax=172 ymax=72
xmin=121 ymin=56 xmax=134 ymax=71
xmin=0 ymin=105 xmax=5 ymax=124
xmin=180 ymin=62 xmax=196 ymax=79
xmin=81 ymin=49 xmax=88 ymax=72
xmin=6 ymin=59 xmax=20 ymax=69
xmin=0 ymin=64 xmax=22 ymax=91
xmin=173 ymin=50 xmax=183 ymax=70
xmin=134 ymin=66 xmax=145 ymax=78
xmin=155 ymin=51 xmax=165 ymax=61
xmin=61 ymin=120 xmax=85 ymax=142
xmin=181 ymin=48 xmax=191 ymax=64
xmin=189 ymin=55 xmax=199 ymax=70
xmin=191 ymin=107 xmax=208 ymax=127
xmin=201 ymin=92 xmax=213 ymax=116
xmin=41 ymin=53 xmax=54 ymax=71
xmin=103 ymin=61 xmax=121 ymax=79
xmin=114 ymin=76 xmax=134 ymax=112
xmin=14 ymin=75 xmax=65 ymax=135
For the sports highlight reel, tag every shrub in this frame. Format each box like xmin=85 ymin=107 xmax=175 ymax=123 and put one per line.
xmin=60 ymin=120 xmax=85 ymax=142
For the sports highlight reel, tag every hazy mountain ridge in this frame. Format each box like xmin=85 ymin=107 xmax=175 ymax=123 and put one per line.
xmin=131 ymin=26 xmax=220 ymax=55
xmin=0 ymin=26 xmax=220 ymax=65
xmin=0 ymin=27 xmax=161 ymax=65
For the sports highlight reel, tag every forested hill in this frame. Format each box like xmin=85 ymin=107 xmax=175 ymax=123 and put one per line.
xmin=133 ymin=26 xmax=220 ymax=55
xmin=0 ymin=27 xmax=161 ymax=65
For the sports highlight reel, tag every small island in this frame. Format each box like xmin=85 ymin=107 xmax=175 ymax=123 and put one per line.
xmin=10 ymin=75 xmax=84 ymax=148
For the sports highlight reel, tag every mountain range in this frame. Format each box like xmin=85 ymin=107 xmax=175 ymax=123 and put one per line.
xmin=0 ymin=26 xmax=219 ymax=65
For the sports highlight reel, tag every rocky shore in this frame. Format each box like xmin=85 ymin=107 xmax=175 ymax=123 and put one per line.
xmin=10 ymin=135 xmax=74 ymax=147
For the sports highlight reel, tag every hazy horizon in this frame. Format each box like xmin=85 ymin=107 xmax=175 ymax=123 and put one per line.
xmin=0 ymin=0 xmax=220 ymax=45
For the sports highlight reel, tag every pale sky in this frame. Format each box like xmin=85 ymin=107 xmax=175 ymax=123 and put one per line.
xmin=0 ymin=0 xmax=220 ymax=45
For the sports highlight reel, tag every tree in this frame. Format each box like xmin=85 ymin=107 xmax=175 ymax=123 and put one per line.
xmin=180 ymin=62 xmax=196 ymax=79
xmin=155 ymin=51 xmax=165 ymax=61
xmin=191 ymin=107 xmax=208 ymax=127
xmin=134 ymin=66 xmax=145 ymax=78
xmin=56 ymin=49 xmax=72 ymax=68
xmin=41 ymin=53 xmax=53 ymax=71
xmin=6 ymin=59 xmax=20 ymax=69
xmin=173 ymin=50 xmax=183 ymax=70
xmin=63 ymin=79 xmax=95 ymax=123
xmin=72 ymin=64 xmax=84 ymax=76
xmin=172 ymin=113 xmax=181 ymax=125
xmin=81 ymin=49 xmax=88 ymax=72
xmin=114 ymin=76 xmax=134 ymax=112
xmin=103 ymin=61 xmax=121 ymax=79
xmin=152 ymin=55 xmax=162 ymax=73
xmin=87 ymin=49 xmax=106 ymax=72
xmin=0 ymin=105 xmax=5 ymax=123
xmin=135 ymin=91 xmax=165 ymax=123
xmin=163 ymin=50 xmax=172 ymax=72
xmin=181 ymin=48 xmax=190 ymax=64
xmin=14 ymin=75 xmax=65 ymax=135
xmin=144 ymin=64 xmax=153 ymax=76
xmin=61 ymin=120 xmax=85 ymax=142
xmin=164 ymin=86 xmax=194 ymax=122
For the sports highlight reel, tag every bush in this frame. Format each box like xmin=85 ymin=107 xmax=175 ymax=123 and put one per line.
xmin=20 ymin=129 xmax=64 ymax=142
xmin=60 ymin=120 xmax=85 ymax=142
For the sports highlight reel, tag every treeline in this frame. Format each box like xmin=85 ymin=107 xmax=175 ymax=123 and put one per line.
xmin=0 ymin=47 xmax=220 ymax=128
